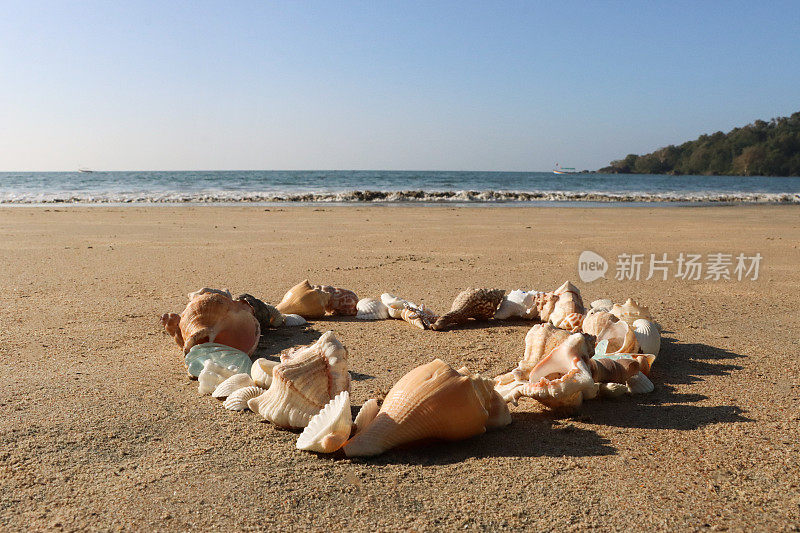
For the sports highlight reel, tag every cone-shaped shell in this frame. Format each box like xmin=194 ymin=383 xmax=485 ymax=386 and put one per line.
xmin=531 ymin=291 xmax=558 ymax=322
xmin=296 ymin=391 xmax=353 ymax=453
xmin=343 ymin=359 xmax=510 ymax=457
xmin=633 ymin=319 xmax=661 ymax=356
xmin=313 ymin=285 xmax=359 ymax=316
xmin=223 ymin=385 xmax=266 ymax=411
xmin=549 ymin=281 xmax=585 ymax=329
xmin=248 ymin=331 xmax=350 ymax=429
xmin=611 ymin=298 xmax=651 ymax=325
xmin=356 ymin=298 xmax=390 ymax=320
xmin=212 ymin=373 xmax=255 ymax=398
xmin=430 ymin=289 xmax=505 ymax=331
xmin=251 ymin=358 xmax=279 ymax=388
xmin=275 ymin=280 xmax=331 ymax=319
xmin=161 ymin=291 xmax=261 ymax=356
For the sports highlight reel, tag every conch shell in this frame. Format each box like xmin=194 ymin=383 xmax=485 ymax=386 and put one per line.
xmin=596 ymin=319 xmax=639 ymax=355
xmin=313 ymin=285 xmax=359 ymax=316
xmin=548 ymin=281 xmax=585 ymax=329
xmin=296 ymin=391 xmax=353 ymax=453
xmin=581 ymin=309 xmax=619 ymax=337
xmin=248 ymin=331 xmax=350 ymax=429
xmin=355 ymin=298 xmax=390 ymax=320
xmin=588 ymin=357 xmax=640 ymax=383
xmin=611 ymin=298 xmax=651 ymax=325
xmin=250 ymin=358 xmax=279 ymax=388
xmin=380 ymin=293 xmax=438 ymax=329
xmin=161 ymin=290 xmax=261 ymax=355
xmin=430 ymin=288 xmax=505 ymax=331
xmin=560 ymin=312 xmax=585 ymax=333
xmin=236 ymin=293 xmax=284 ymax=329
xmin=275 ymin=280 xmax=331 ymax=319
xmin=343 ymin=359 xmax=511 ymax=457
xmin=530 ymin=291 xmax=558 ymax=322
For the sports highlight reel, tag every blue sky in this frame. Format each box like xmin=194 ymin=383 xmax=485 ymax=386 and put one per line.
xmin=1 ymin=1 xmax=798 ymax=171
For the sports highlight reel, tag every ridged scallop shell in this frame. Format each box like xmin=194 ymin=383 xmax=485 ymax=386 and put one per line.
xmin=283 ymin=314 xmax=307 ymax=327
xmin=611 ymin=298 xmax=651 ymax=325
xmin=494 ymin=290 xmax=537 ymax=320
xmin=250 ymin=358 xmax=279 ymax=388
xmin=296 ymin=391 xmax=353 ymax=453
xmin=198 ymin=359 xmax=237 ymax=395
xmin=223 ymin=386 xmax=266 ymax=411
xmin=596 ymin=319 xmax=639 ymax=354
xmin=627 ymin=372 xmax=655 ymax=394
xmin=275 ymin=280 xmax=331 ymax=319
xmin=236 ymin=293 xmax=284 ymax=328
xmin=161 ymin=290 xmax=261 ymax=356
xmin=313 ymin=285 xmax=359 ymax=316
xmin=355 ymin=298 xmax=390 ymax=320
xmin=581 ymin=309 xmax=619 ymax=337
xmin=343 ymin=359 xmax=511 ymax=457
xmin=430 ymin=288 xmax=505 ymax=331
xmin=632 ymin=319 xmax=661 ymax=356
xmin=247 ymin=331 xmax=350 ymax=429
xmin=549 ymin=281 xmax=585 ymax=329
xmin=590 ymin=298 xmax=613 ymax=312
xmin=212 ymin=373 xmax=255 ymax=398
xmin=353 ymin=398 xmax=379 ymax=435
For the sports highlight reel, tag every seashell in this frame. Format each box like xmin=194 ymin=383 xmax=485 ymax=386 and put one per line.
xmin=353 ymin=398 xmax=380 ymax=435
xmin=598 ymin=383 xmax=628 ymax=398
xmin=212 ymin=373 xmax=255 ymax=398
xmin=248 ymin=331 xmax=350 ymax=429
xmin=531 ymin=291 xmax=558 ymax=322
xmin=430 ymin=288 xmax=506 ymax=331
xmin=355 ymin=297 xmax=390 ymax=320
xmin=198 ymin=359 xmax=236 ymax=395
xmin=251 ymin=358 xmax=279 ymax=388
xmin=590 ymin=298 xmax=613 ymax=312
xmin=610 ymin=298 xmax=651 ymax=326
xmin=581 ymin=309 xmax=619 ymax=337
xmin=313 ymin=285 xmax=359 ymax=316
xmin=549 ymin=281 xmax=585 ymax=329
xmin=596 ymin=319 xmax=639 ymax=354
xmin=588 ymin=356 xmax=640 ymax=383
xmin=275 ymin=280 xmax=331 ymax=319
xmin=399 ymin=303 xmax=438 ymax=330
xmin=184 ymin=342 xmax=253 ymax=377
xmin=161 ymin=290 xmax=261 ymax=356
xmin=296 ymin=391 xmax=352 ymax=453
xmin=633 ymin=319 xmax=661 ymax=356
xmin=635 ymin=353 xmax=656 ymax=376
xmin=494 ymin=289 xmax=537 ymax=320
xmin=561 ymin=312 xmax=585 ymax=333
xmin=223 ymin=385 xmax=266 ymax=411
xmin=495 ymin=324 xmax=571 ymax=400
xmin=627 ymin=372 xmax=655 ymax=394
xmin=380 ymin=293 xmax=415 ymax=319
xmin=343 ymin=359 xmax=510 ymax=457
xmin=188 ymin=287 xmax=231 ymax=300
xmin=283 ymin=314 xmax=307 ymax=327
xmin=236 ymin=293 xmax=284 ymax=329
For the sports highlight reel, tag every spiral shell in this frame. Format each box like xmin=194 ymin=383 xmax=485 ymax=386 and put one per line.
xmin=276 ymin=280 xmax=331 ymax=319
xmin=430 ymin=288 xmax=505 ymax=331
xmin=250 ymin=358 xmax=279 ymax=389
xmin=548 ymin=281 xmax=585 ymax=329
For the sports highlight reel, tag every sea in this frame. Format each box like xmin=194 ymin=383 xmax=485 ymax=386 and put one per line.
xmin=1 ymin=171 xmax=799 ymax=206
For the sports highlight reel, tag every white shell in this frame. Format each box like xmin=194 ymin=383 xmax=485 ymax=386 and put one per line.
xmin=598 ymin=383 xmax=628 ymax=398
xmin=223 ymin=386 xmax=266 ymax=411
xmin=633 ymin=319 xmax=661 ymax=356
xmin=283 ymin=314 xmax=307 ymax=327
xmin=212 ymin=373 xmax=255 ymax=399
xmin=198 ymin=360 xmax=236 ymax=395
xmin=353 ymin=398 xmax=380 ymax=435
xmin=380 ymin=293 xmax=415 ymax=319
xmin=590 ymin=298 xmax=613 ymax=311
xmin=355 ymin=298 xmax=390 ymax=320
xmin=296 ymin=391 xmax=353 ymax=453
xmin=626 ymin=372 xmax=654 ymax=394
xmin=251 ymin=358 xmax=279 ymax=388
xmin=494 ymin=289 xmax=536 ymax=320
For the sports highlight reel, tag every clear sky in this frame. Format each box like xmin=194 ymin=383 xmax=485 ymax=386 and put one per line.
xmin=1 ymin=1 xmax=798 ymax=171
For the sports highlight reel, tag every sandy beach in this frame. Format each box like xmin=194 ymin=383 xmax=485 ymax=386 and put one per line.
xmin=1 ymin=205 xmax=798 ymax=531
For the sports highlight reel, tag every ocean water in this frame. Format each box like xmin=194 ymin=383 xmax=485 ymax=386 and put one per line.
xmin=0 ymin=170 xmax=798 ymax=205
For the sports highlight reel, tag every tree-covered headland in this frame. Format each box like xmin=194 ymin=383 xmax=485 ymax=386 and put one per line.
xmin=600 ymin=112 xmax=800 ymax=176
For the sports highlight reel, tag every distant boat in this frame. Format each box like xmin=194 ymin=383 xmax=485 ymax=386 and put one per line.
xmin=553 ymin=164 xmax=578 ymax=175
xmin=78 ymin=168 xmax=94 ymax=173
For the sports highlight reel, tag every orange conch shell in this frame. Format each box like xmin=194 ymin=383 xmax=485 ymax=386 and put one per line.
xmin=313 ymin=285 xmax=359 ymax=316
xmin=596 ymin=319 xmax=639 ymax=355
xmin=343 ymin=359 xmax=511 ymax=457
xmin=548 ymin=281 xmax=585 ymax=329
xmin=161 ymin=290 xmax=261 ymax=356
xmin=276 ymin=280 xmax=331 ymax=318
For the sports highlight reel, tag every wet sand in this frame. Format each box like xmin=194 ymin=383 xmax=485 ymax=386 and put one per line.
xmin=1 ymin=205 xmax=798 ymax=531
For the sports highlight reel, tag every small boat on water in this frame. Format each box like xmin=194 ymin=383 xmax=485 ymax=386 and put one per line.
xmin=78 ymin=167 xmax=94 ymax=173
xmin=553 ymin=164 xmax=578 ymax=175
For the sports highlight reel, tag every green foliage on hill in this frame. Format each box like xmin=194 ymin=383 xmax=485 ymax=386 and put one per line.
xmin=600 ymin=112 xmax=800 ymax=176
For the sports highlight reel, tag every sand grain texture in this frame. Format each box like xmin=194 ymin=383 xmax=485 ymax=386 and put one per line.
xmin=1 ymin=206 xmax=798 ymax=531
